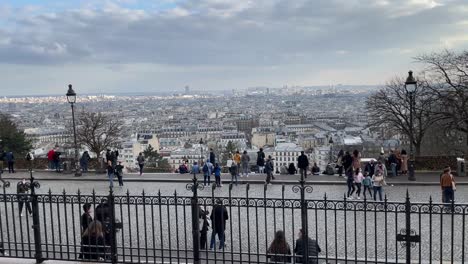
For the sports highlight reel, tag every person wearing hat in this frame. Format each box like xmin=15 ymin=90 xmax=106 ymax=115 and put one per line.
xmin=115 ymin=161 xmax=124 ymax=187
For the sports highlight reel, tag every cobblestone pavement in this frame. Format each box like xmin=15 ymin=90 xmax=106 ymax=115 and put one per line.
xmin=1 ymin=181 xmax=467 ymax=264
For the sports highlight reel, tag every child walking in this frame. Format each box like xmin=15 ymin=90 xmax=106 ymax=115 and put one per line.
xmin=363 ymin=172 xmax=373 ymax=199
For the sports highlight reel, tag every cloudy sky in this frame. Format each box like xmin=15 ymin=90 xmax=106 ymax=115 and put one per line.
xmin=0 ymin=0 xmax=467 ymax=96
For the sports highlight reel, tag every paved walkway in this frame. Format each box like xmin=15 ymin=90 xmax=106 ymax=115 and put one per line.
xmin=1 ymin=170 xmax=465 ymax=186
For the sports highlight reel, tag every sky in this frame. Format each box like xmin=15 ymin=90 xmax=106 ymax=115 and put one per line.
xmin=0 ymin=0 xmax=467 ymax=96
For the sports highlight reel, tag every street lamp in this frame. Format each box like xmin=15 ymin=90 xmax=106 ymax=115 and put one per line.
xmin=66 ymin=84 xmax=82 ymax=177
xmin=405 ymin=71 xmax=417 ymax=181
xmin=328 ymin=136 xmax=334 ymax=164
xmin=199 ymin=138 xmax=204 ymax=165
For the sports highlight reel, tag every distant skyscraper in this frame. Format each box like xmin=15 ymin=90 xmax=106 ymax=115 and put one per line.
xmin=185 ymin=86 xmax=190 ymax=94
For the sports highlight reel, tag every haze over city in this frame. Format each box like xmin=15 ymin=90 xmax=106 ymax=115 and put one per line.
xmin=1 ymin=0 xmax=467 ymax=96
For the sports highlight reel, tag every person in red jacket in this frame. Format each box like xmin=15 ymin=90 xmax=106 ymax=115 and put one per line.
xmin=47 ymin=148 xmax=55 ymax=170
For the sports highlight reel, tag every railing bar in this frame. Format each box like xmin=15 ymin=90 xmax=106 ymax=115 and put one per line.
xmin=418 ymin=205 xmax=422 ymax=263
xmin=374 ymin=202 xmax=377 ymax=263
xmin=118 ymin=197 xmax=125 ymax=263
xmin=0 ymin=191 xmax=5 ymax=257
xmin=384 ymin=198 xmax=387 ymax=263
xmin=364 ymin=198 xmax=368 ymax=264
xmin=11 ymin=192 xmax=18 ymax=257
xmin=126 ymin=192 xmax=133 ymax=263
xmin=395 ymin=203 xmax=398 ymax=263
xmin=70 ymin=194 xmax=77 ymax=260
xmin=344 ymin=197 xmax=347 ymax=264
xmin=41 ymin=194 xmax=48 ymax=259
xmin=135 ymin=195 xmax=141 ymax=263
xmin=24 ymin=197 xmax=32 ymax=258
xmin=48 ymin=192 xmax=55 ymax=260
xmin=182 ymin=198 xmax=188 ymax=264
xmin=174 ymin=192 xmax=180 ymax=264
xmin=429 ymin=198 xmax=432 ymax=264
xmin=142 ymin=194 xmax=149 ymax=264
xmin=158 ymin=192 xmax=164 ymax=264
xmin=55 ymin=194 xmax=63 ymax=259
xmin=334 ymin=200 xmax=337 ymax=260
xmin=237 ymin=198 xmax=242 ymax=264
xmin=166 ymin=194 xmax=172 ymax=262
xmin=229 ymin=189 xmax=234 ymax=264
xmin=18 ymin=195 xmax=25 ymax=258
xmin=462 ymin=207 xmax=465 ymax=264
xmin=451 ymin=200 xmax=454 ymax=264
xmin=63 ymin=192 xmax=70 ymax=260
xmin=440 ymin=204 xmax=443 ymax=264
xmin=258 ymin=193 xmax=262 ymax=264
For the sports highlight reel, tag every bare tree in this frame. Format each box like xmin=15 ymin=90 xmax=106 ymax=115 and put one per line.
xmin=76 ymin=111 xmax=122 ymax=162
xmin=415 ymin=50 xmax=468 ymax=146
xmin=366 ymin=78 xmax=439 ymax=156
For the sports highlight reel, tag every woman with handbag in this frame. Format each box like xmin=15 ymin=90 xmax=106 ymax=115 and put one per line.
xmin=372 ymin=171 xmax=385 ymax=201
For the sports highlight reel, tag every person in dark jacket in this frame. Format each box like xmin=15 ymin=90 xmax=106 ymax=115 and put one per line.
xmin=80 ymin=151 xmax=91 ymax=172
xmin=210 ymin=199 xmax=229 ymax=250
xmin=265 ymin=156 xmax=274 ymax=184
xmin=257 ymin=148 xmax=266 ymax=173
xmin=81 ymin=203 xmax=93 ymax=234
xmin=209 ymin=149 xmax=216 ymax=164
xmin=114 ymin=161 xmax=124 ymax=187
xmin=267 ymin=230 xmax=292 ymax=263
xmin=294 ymin=229 xmax=321 ymax=264
xmin=311 ymin=163 xmax=320 ymax=175
xmin=364 ymin=160 xmax=376 ymax=177
xmin=80 ymin=221 xmax=107 ymax=260
xmin=388 ymin=150 xmax=398 ymax=177
xmin=53 ymin=151 xmax=61 ymax=172
xmin=199 ymin=207 xmax=210 ymax=250
xmin=288 ymin=163 xmax=297 ymax=175
xmin=6 ymin=151 xmax=14 ymax=173
xmin=17 ymin=179 xmax=31 ymax=216
xmin=106 ymin=161 xmax=114 ymax=188
xmin=297 ymin=151 xmax=309 ymax=179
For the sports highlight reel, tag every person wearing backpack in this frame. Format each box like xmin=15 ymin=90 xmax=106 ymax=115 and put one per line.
xmin=203 ymin=160 xmax=214 ymax=186
xmin=362 ymin=172 xmax=373 ymax=199
xmin=214 ymin=163 xmax=222 ymax=187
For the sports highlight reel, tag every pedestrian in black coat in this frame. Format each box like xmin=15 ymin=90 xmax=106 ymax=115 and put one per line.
xmin=209 ymin=199 xmax=229 ymax=250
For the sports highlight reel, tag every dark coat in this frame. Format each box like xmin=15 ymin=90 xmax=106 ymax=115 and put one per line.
xmin=257 ymin=151 xmax=265 ymax=166
xmin=80 ymin=235 xmax=107 ymax=260
xmin=209 ymin=152 xmax=216 ymax=164
xmin=5 ymin=152 xmax=14 ymax=162
xmin=297 ymin=154 xmax=309 ymax=169
xmin=364 ymin=163 xmax=375 ymax=176
xmin=294 ymin=237 xmax=321 ymax=264
xmin=81 ymin=213 xmax=93 ymax=234
xmin=343 ymin=153 xmax=353 ymax=169
xmin=265 ymin=160 xmax=274 ymax=173
xmin=210 ymin=204 xmax=229 ymax=233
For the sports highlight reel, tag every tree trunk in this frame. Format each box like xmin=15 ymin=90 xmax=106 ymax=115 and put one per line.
xmin=95 ymin=153 xmax=106 ymax=174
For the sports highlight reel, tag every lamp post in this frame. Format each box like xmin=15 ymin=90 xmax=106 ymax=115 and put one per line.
xmin=328 ymin=136 xmax=334 ymax=164
xmin=405 ymin=71 xmax=417 ymax=181
xmin=199 ymin=138 xmax=204 ymax=165
xmin=66 ymin=84 xmax=82 ymax=177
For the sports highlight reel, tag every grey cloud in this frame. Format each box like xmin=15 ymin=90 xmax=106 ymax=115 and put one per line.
xmin=0 ymin=0 xmax=467 ymax=67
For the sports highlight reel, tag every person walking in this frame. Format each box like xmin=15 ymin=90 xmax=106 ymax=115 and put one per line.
xmin=267 ymin=230 xmax=292 ymax=263
xmin=106 ymin=161 xmax=114 ymax=188
xmin=400 ymin=149 xmax=408 ymax=176
xmin=372 ymin=171 xmax=385 ymax=201
xmin=362 ymin=172 xmax=373 ymax=199
xmin=6 ymin=151 xmax=14 ymax=173
xmin=354 ymin=168 xmax=364 ymax=199
xmin=294 ymin=228 xmax=321 ymax=264
xmin=199 ymin=207 xmax=210 ymax=250
xmin=17 ymin=179 xmax=32 ymax=217
xmin=297 ymin=151 xmax=309 ymax=179
xmin=137 ymin=153 xmax=145 ymax=176
xmin=440 ymin=167 xmax=456 ymax=203
xmin=81 ymin=203 xmax=93 ymax=235
xmin=351 ymin=149 xmax=361 ymax=171
xmin=210 ymin=199 xmax=229 ymax=250
xmin=257 ymin=148 xmax=266 ymax=174
xmin=342 ymin=151 xmax=353 ymax=179
xmin=336 ymin=150 xmax=344 ymax=177
xmin=209 ymin=149 xmax=216 ymax=164
xmin=114 ymin=161 xmax=124 ymax=187
xmin=388 ymin=150 xmax=398 ymax=177
xmin=241 ymin=151 xmax=250 ymax=177
xmin=214 ymin=163 xmax=222 ymax=187
xmin=346 ymin=166 xmax=356 ymax=200
xmin=202 ymin=160 xmax=214 ymax=186
xmin=229 ymin=162 xmax=238 ymax=186
xmin=47 ymin=148 xmax=56 ymax=170
xmin=80 ymin=151 xmax=91 ymax=172
xmin=265 ymin=156 xmax=274 ymax=185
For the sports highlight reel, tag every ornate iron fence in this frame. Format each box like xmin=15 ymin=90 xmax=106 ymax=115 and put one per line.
xmin=0 ymin=172 xmax=467 ymax=264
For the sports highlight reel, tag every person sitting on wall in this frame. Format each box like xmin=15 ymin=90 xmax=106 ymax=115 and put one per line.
xmin=311 ymin=163 xmax=320 ymax=175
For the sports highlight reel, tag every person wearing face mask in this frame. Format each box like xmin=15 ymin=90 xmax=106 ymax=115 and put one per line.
xmin=17 ymin=179 xmax=32 ymax=217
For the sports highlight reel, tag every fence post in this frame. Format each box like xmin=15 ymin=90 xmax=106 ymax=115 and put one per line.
xmin=29 ymin=165 xmax=44 ymax=263
xmin=404 ymin=191 xmax=411 ymax=264
xmin=108 ymin=186 xmax=118 ymax=264
xmin=300 ymin=175 xmax=309 ymax=264
xmin=188 ymin=172 xmax=201 ymax=264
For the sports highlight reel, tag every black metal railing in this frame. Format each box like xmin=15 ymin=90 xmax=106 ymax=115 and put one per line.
xmin=0 ymin=172 xmax=467 ymax=264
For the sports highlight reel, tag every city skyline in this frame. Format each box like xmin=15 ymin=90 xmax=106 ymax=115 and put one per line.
xmin=0 ymin=0 xmax=467 ymax=95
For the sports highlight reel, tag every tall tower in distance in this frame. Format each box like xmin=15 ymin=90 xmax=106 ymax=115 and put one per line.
xmin=185 ymin=85 xmax=190 ymax=95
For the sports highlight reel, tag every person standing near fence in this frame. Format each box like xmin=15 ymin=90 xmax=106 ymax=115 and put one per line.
xmin=6 ymin=151 xmax=14 ymax=173
xmin=210 ymin=199 xmax=229 ymax=250
xmin=257 ymin=148 xmax=265 ymax=174
xmin=372 ymin=171 xmax=385 ymax=201
xmin=214 ymin=163 xmax=222 ymax=187
xmin=294 ymin=228 xmax=321 ymax=264
xmin=81 ymin=203 xmax=93 ymax=234
xmin=241 ymin=151 xmax=250 ymax=177
xmin=114 ymin=161 xmax=124 ymax=187
xmin=137 ymin=152 xmax=145 ymax=176
xmin=265 ymin=156 xmax=274 ymax=185
xmin=229 ymin=162 xmax=238 ymax=186
xmin=47 ymin=148 xmax=55 ymax=170
xmin=209 ymin=149 xmax=216 ymax=164
xmin=106 ymin=161 xmax=114 ymax=188
xmin=203 ymin=159 xmax=214 ymax=186
xmin=17 ymin=179 xmax=32 ymax=217
xmin=233 ymin=151 xmax=241 ymax=177
xmin=297 ymin=151 xmax=309 ymax=179
xmin=53 ymin=150 xmax=61 ymax=173
xmin=336 ymin=150 xmax=344 ymax=177
xmin=80 ymin=151 xmax=91 ymax=172
xmin=80 ymin=221 xmax=107 ymax=261
xmin=342 ymin=151 xmax=353 ymax=179
xmin=346 ymin=167 xmax=355 ymax=200
xmin=267 ymin=230 xmax=292 ymax=263
xmin=440 ymin=167 xmax=456 ymax=203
